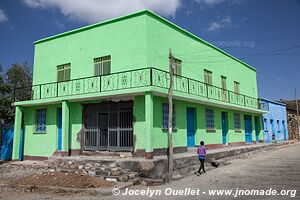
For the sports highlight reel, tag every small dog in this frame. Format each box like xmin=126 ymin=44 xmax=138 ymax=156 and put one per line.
xmin=211 ymin=161 xmax=220 ymax=168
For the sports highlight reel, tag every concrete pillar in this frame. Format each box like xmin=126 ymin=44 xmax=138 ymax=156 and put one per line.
xmin=12 ymin=106 xmax=22 ymax=160
xmin=62 ymin=101 xmax=70 ymax=153
xmin=145 ymin=92 xmax=153 ymax=159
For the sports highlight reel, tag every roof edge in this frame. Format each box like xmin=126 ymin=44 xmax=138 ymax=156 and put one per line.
xmin=33 ymin=9 xmax=256 ymax=71
xmin=145 ymin=10 xmax=256 ymax=72
xmin=33 ymin=10 xmax=149 ymax=44
xmin=259 ymin=97 xmax=287 ymax=106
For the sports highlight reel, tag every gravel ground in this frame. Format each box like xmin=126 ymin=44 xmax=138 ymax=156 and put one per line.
xmin=9 ymin=172 xmax=115 ymax=188
xmin=0 ymin=142 xmax=299 ymax=200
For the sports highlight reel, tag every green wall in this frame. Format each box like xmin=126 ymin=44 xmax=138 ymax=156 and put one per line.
xmin=15 ymin=11 xmax=263 ymax=158
xmin=23 ymin=105 xmax=58 ymax=157
xmin=21 ymin=102 xmax=83 ymax=157
xmin=150 ymin=95 xmax=263 ymax=150
xmin=33 ymin=15 xmax=147 ymax=85
xmin=146 ymin=13 xmax=258 ymax=99
xmin=32 ymin=11 xmax=258 ymax=100
xmin=19 ymin=94 xmax=263 ymax=157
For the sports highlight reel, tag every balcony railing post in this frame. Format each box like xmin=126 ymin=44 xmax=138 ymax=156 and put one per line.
xmin=244 ymin=95 xmax=246 ymax=106
xmin=40 ymin=85 xmax=41 ymax=99
xmin=99 ymin=75 xmax=102 ymax=92
xmin=206 ymin=83 xmax=208 ymax=98
xmin=56 ymin=82 xmax=58 ymax=97
xmin=117 ymin=73 xmax=119 ymax=90
xmin=150 ymin=67 xmax=153 ymax=86
xmin=187 ymin=79 xmax=190 ymax=94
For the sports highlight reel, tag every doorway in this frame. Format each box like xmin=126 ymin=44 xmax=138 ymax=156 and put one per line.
xmin=221 ymin=112 xmax=228 ymax=144
xmin=57 ymin=108 xmax=62 ymax=151
xmin=254 ymin=116 xmax=261 ymax=142
xmin=186 ymin=108 xmax=195 ymax=147
xmin=244 ymin=115 xmax=253 ymax=143
xmin=84 ymin=101 xmax=133 ymax=151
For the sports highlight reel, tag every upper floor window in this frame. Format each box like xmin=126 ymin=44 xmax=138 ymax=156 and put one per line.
xmin=234 ymin=81 xmax=240 ymax=94
xmin=205 ymin=109 xmax=215 ymax=131
xmin=94 ymin=55 xmax=111 ymax=76
xmin=221 ymin=76 xmax=227 ymax=90
xmin=173 ymin=58 xmax=182 ymax=76
xmin=34 ymin=108 xmax=47 ymax=133
xmin=162 ymin=103 xmax=176 ymax=129
xmin=57 ymin=63 xmax=71 ymax=82
xmin=204 ymin=70 xmax=213 ymax=85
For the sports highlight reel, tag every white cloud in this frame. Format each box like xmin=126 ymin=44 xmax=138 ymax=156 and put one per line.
xmin=207 ymin=16 xmax=231 ymax=32
xmin=195 ymin=0 xmax=246 ymax=6
xmin=23 ymin=0 xmax=182 ymax=23
xmin=0 ymin=9 xmax=8 ymax=23
xmin=195 ymin=0 xmax=225 ymax=5
xmin=241 ymin=17 xmax=247 ymax=22
xmin=195 ymin=0 xmax=226 ymax=6
xmin=56 ymin=20 xmax=65 ymax=29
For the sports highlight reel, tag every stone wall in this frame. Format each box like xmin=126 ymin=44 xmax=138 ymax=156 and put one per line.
xmin=287 ymin=114 xmax=300 ymax=140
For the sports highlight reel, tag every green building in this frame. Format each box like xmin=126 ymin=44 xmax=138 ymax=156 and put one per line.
xmin=12 ymin=10 xmax=264 ymax=160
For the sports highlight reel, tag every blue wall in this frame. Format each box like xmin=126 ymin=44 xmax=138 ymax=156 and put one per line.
xmin=261 ymin=99 xmax=288 ymax=143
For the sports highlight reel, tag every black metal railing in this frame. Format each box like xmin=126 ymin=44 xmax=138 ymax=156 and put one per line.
xmin=14 ymin=67 xmax=151 ymax=101
xmin=14 ymin=67 xmax=260 ymax=109
xmin=151 ymin=68 xmax=259 ymax=109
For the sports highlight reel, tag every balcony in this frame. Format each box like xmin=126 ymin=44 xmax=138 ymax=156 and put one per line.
xmin=14 ymin=67 xmax=260 ymax=110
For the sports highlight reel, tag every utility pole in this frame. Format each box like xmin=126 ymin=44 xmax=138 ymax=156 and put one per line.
xmin=295 ymin=88 xmax=300 ymax=140
xmin=168 ymin=48 xmax=174 ymax=182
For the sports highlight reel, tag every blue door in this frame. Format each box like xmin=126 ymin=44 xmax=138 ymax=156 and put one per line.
xmin=1 ymin=126 xmax=14 ymax=160
xmin=254 ymin=116 xmax=260 ymax=142
xmin=221 ymin=112 xmax=227 ymax=144
xmin=270 ymin=119 xmax=275 ymax=140
xmin=186 ymin=108 xmax=195 ymax=147
xmin=18 ymin=128 xmax=24 ymax=161
xmin=263 ymin=118 xmax=270 ymax=143
xmin=244 ymin=115 xmax=253 ymax=143
xmin=57 ymin=108 xmax=62 ymax=151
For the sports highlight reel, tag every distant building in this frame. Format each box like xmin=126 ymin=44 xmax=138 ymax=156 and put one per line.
xmin=280 ymin=100 xmax=300 ymax=140
xmin=259 ymin=98 xmax=288 ymax=143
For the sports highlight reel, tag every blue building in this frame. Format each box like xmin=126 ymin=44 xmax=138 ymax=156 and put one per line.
xmin=259 ymin=98 xmax=288 ymax=143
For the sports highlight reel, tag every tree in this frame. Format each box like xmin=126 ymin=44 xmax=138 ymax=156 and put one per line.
xmin=0 ymin=62 xmax=32 ymax=125
xmin=6 ymin=62 xmax=32 ymax=102
xmin=0 ymin=64 xmax=12 ymax=124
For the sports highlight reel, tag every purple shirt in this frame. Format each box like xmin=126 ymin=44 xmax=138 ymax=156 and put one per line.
xmin=197 ymin=146 xmax=206 ymax=157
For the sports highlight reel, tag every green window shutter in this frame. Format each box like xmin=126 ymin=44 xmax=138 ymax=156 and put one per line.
xmin=103 ymin=61 xmax=111 ymax=75
xmin=57 ymin=63 xmax=71 ymax=82
xmin=57 ymin=70 xmax=64 ymax=82
xmin=64 ymin=68 xmax=71 ymax=81
xmin=173 ymin=58 xmax=182 ymax=76
xmin=94 ymin=55 xmax=111 ymax=76
xmin=204 ymin=70 xmax=212 ymax=85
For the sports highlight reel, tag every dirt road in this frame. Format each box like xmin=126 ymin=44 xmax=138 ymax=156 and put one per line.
xmin=0 ymin=143 xmax=299 ymax=200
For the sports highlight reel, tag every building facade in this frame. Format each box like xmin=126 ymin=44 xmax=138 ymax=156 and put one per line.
xmin=260 ymin=98 xmax=288 ymax=143
xmin=12 ymin=10 xmax=264 ymax=160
